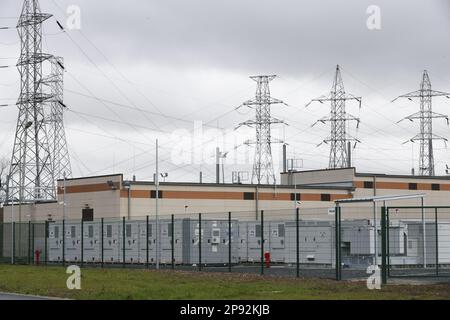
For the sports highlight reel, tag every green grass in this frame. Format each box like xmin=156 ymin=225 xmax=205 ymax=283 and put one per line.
xmin=0 ymin=265 xmax=449 ymax=300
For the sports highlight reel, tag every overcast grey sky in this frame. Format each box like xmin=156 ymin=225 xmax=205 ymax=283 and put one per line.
xmin=1 ymin=0 xmax=450 ymax=182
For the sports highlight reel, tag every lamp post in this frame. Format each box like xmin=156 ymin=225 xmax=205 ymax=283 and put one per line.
xmin=123 ymin=180 xmax=131 ymax=220
xmin=155 ymin=139 xmax=160 ymax=270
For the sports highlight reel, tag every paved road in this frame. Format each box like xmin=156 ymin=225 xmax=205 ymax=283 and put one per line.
xmin=0 ymin=292 xmax=53 ymax=300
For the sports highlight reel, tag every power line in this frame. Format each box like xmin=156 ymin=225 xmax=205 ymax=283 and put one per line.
xmin=50 ymin=15 xmax=165 ymax=133
xmin=65 ymin=88 xmax=229 ymax=131
xmin=64 ymin=70 xmax=161 ymax=145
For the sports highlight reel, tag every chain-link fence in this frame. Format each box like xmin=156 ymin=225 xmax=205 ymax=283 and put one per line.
xmin=0 ymin=221 xmax=47 ymax=265
xmin=385 ymin=207 xmax=450 ymax=279
xmin=1 ymin=206 xmax=450 ymax=282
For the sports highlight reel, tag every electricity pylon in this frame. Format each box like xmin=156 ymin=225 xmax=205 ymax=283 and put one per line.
xmin=237 ymin=75 xmax=286 ymax=185
xmin=45 ymin=57 xmax=72 ymax=180
xmin=7 ymin=0 xmax=55 ymax=202
xmin=394 ymin=70 xmax=450 ymax=176
xmin=306 ymin=65 xmax=361 ymax=169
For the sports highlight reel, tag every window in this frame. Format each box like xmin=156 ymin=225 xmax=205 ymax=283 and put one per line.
xmin=403 ymin=233 xmax=408 ymax=256
xmin=432 ymin=184 xmax=440 ymax=191
xmin=82 ymin=208 xmax=94 ymax=222
xmin=106 ymin=225 xmax=112 ymax=238
xmin=408 ymin=183 xmax=418 ymax=190
xmin=213 ymin=230 xmax=220 ymax=237
xmin=168 ymin=223 xmax=173 ymax=237
xmin=150 ymin=190 xmax=163 ymax=199
xmin=363 ymin=181 xmax=374 ymax=189
xmin=71 ymin=226 xmax=76 ymax=238
xmin=243 ymin=192 xmax=255 ymax=200
xmin=321 ymin=194 xmax=331 ymax=202
xmin=278 ymin=224 xmax=285 ymax=237
xmin=148 ymin=224 xmax=153 ymax=237
xmin=290 ymin=193 xmax=301 ymax=201
xmin=126 ymin=224 xmax=132 ymax=238
xmin=88 ymin=225 xmax=94 ymax=238
xmin=408 ymin=240 xmax=413 ymax=249
xmin=255 ymin=225 xmax=261 ymax=238
xmin=54 ymin=226 xmax=59 ymax=238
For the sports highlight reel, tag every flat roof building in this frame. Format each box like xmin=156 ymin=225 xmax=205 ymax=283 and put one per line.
xmin=2 ymin=173 xmax=352 ymax=222
xmin=3 ymin=168 xmax=450 ymax=223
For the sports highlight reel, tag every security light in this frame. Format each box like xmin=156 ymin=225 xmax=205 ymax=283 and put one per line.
xmin=107 ymin=180 xmax=117 ymax=190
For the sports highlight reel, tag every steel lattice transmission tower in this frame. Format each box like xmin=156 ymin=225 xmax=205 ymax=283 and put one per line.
xmin=306 ymin=65 xmax=361 ymax=169
xmin=238 ymin=75 xmax=286 ymax=185
xmin=7 ymin=0 xmax=55 ymax=202
xmin=45 ymin=57 xmax=72 ymax=180
xmin=394 ymin=70 xmax=450 ymax=176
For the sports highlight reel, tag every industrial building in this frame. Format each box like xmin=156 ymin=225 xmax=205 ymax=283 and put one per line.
xmin=2 ymin=173 xmax=352 ymax=222
xmin=3 ymin=167 xmax=450 ymax=223
xmin=2 ymin=168 xmax=450 ymax=270
xmin=282 ymin=167 xmax=450 ymax=200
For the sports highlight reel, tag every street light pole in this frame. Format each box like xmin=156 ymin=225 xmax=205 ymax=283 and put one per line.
xmin=155 ymin=139 xmax=160 ymax=270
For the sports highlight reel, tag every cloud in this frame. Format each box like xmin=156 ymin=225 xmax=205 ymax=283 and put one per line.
xmin=0 ymin=0 xmax=449 ymax=181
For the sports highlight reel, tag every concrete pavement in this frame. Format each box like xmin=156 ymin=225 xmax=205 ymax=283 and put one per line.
xmin=0 ymin=292 xmax=57 ymax=300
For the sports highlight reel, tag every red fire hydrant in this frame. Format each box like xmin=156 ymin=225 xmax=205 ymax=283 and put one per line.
xmin=35 ymin=250 xmax=41 ymax=265
xmin=264 ymin=251 xmax=270 ymax=268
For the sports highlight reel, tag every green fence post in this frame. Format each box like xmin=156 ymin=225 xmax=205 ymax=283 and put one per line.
xmin=101 ymin=218 xmax=104 ymax=268
xmin=260 ymin=210 xmax=264 ymax=276
xmin=381 ymin=206 xmax=387 ymax=285
xmin=44 ymin=221 xmax=48 ymax=266
xmin=171 ymin=214 xmax=175 ymax=270
xmin=198 ymin=213 xmax=202 ymax=271
xmin=435 ymin=208 xmax=439 ymax=277
xmin=31 ymin=223 xmax=35 ymax=264
xmin=146 ymin=215 xmax=149 ymax=269
xmin=0 ymin=223 xmax=3 ymax=263
xmin=296 ymin=207 xmax=300 ymax=278
xmin=335 ymin=206 xmax=340 ymax=280
xmin=28 ymin=220 xmax=31 ymax=265
xmin=386 ymin=209 xmax=390 ymax=277
xmin=0 ymin=223 xmax=3 ymax=262
xmin=12 ymin=222 xmax=15 ymax=265
xmin=81 ymin=219 xmax=84 ymax=268
xmin=228 ymin=212 xmax=232 ymax=273
xmin=62 ymin=219 xmax=66 ymax=267
xmin=338 ymin=206 xmax=342 ymax=280
xmin=122 ymin=217 xmax=126 ymax=268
